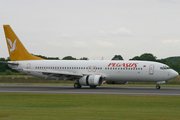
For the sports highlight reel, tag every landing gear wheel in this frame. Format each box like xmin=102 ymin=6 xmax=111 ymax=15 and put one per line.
xmin=156 ymin=85 xmax=161 ymax=89
xmin=90 ymin=86 xmax=96 ymax=88
xmin=74 ymin=83 xmax=82 ymax=89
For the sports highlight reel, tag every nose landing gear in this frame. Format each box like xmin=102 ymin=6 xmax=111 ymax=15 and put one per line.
xmin=156 ymin=81 xmax=167 ymax=89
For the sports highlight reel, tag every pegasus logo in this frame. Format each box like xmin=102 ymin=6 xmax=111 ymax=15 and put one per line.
xmin=7 ymin=38 xmax=17 ymax=53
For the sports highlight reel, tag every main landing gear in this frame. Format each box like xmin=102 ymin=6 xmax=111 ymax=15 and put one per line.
xmin=156 ymin=85 xmax=161 ymax=89
xmin=74 ymin=83 xmax=82 ymax=89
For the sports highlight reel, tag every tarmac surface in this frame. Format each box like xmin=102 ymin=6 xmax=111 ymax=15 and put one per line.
xmin=0 ymin=85 xmax=180 ymax=96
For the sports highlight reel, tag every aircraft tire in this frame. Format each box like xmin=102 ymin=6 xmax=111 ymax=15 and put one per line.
xmin=156 ymin=85 xmax=161 ymax=89
xmin=74 ymin=83 xmax=82 ymax=89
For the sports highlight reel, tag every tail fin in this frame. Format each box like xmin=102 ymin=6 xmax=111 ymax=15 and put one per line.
xmin=3 ymin=25 xmax=45 ymax=61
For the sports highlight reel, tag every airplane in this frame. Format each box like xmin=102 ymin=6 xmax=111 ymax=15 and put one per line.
xmin=0 ymin=25 xmax=179 ymax=89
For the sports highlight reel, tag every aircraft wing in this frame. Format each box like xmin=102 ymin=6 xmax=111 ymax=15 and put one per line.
xmin=22 ymin=69 xmax=83 ymax=80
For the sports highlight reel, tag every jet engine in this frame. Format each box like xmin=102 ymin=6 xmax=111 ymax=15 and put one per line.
xmin=79 ymin=75 xmax=104 ymax=86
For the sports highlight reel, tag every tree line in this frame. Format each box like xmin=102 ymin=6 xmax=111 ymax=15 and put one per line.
xmin=1 ymin=53 xmax=180 ymax=73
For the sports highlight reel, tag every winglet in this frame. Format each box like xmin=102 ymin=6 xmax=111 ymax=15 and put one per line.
xmin=3 ymin=25 xmax=45 ymax=61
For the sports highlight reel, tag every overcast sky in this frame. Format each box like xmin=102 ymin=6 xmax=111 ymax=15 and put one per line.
xmin=0 ymin=0 xmax=180 ymax=60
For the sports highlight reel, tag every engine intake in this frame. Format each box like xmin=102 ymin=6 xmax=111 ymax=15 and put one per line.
xmin=79 ymin=75 xmax=104 ymax=86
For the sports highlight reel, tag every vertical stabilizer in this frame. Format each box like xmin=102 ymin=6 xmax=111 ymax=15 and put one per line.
xmin=3 ymin=25 xmax=44 ymax=61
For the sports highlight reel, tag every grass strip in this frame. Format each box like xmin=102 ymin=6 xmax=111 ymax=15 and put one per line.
xmin=0 ymin=93 xmax=180 ymax=120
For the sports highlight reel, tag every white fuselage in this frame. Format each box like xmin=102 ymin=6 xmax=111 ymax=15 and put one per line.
xmin=9 ymin=60 xmax=178 ymax=83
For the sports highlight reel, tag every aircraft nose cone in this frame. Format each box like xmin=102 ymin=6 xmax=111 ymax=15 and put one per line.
xmin=171 ymin=70 xmax=179 ymax=79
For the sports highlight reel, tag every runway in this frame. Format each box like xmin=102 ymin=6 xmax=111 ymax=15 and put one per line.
xmin=0 ymin=85 xmax=180 ymax=96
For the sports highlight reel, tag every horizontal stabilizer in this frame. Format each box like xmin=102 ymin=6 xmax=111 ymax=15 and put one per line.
xmin=0 ymin=61 xmax=19 ymax=65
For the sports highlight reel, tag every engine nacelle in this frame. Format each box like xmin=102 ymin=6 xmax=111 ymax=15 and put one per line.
xmin=79 ymin=75 xmax=104 ymax=86
xmin=106 ymin=81 xmax=128 ymax=84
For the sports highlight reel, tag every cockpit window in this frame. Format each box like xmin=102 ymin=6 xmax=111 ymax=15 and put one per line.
xmin=160 ymin=66 xmax=170 ymax=70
